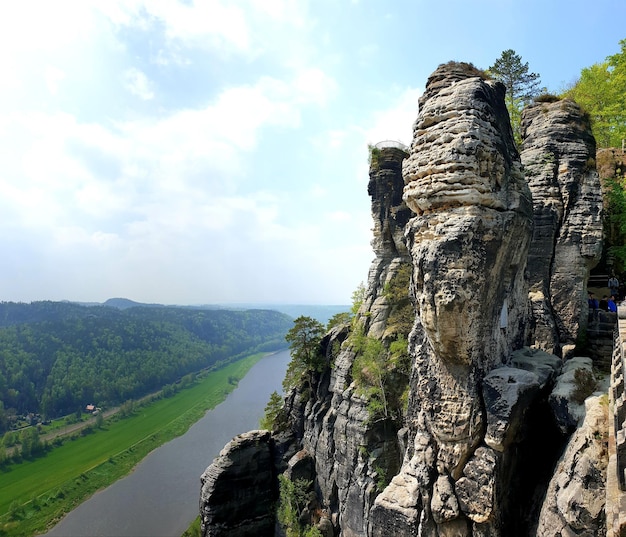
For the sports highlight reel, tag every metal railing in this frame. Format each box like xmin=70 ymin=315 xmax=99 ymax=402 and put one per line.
xmin=373 ymin=140 xmax=409 ymax=151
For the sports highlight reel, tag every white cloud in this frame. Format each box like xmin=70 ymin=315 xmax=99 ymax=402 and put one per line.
xmin=97 ymin=0 xmax=311 ymax=61
xmin=123 ymin=68 xmax=155 ymax=100
xmin=364 ymin=87 xmax=423 ymax=147
xmin=44 ymin=66 xmax=66 ymax=95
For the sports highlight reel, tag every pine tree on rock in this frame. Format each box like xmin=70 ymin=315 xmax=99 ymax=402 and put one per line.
xmin=489 ymin=49 xmax=542 ymax=146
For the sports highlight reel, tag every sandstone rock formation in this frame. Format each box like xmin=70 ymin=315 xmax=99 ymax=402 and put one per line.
xmin=290 ymin=142 xmax=413 ymax=537
xmin=199 ymin=63 xmax=610 ymax=537
xmin=370 ymin=61 xmax=534 ymax=536
xmin=199 ymin=430 xmax=276 ymax=537
xmin=535 ymin=394 xmax=609 ymax=536
xmin=520 ymin=99 xmax=603 ymax=357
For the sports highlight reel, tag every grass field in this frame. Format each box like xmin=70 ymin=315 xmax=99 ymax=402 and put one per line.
xmin=0 ymin=353 xmax=267 ymax=537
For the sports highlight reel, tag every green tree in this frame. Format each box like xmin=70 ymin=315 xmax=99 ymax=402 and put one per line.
xmin=564 ymin=39 xmax=626 ymax=148
xmin=351 ymin=282 xmax=366 ymax=316
xmin=277 ymin=475 xmax=321 ymax=537
xmin=95 ymin=411 xmax=104 ymax=429
xmin=259 ymin=390 xmax=284 ymax=430
xmin=326 ymin=311 xmax=351 ymax=331
xmin=607 ymin=177 xmax=626 ymax=271
xmin=489 ymin=49 xmax=542 ymax=145
xmin=283 ymin=316 xmax=325 ymax=391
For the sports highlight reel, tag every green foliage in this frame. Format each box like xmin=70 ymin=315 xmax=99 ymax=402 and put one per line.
xmin=534 ymin=93 xmax=561 ymax=103
xmin=368 ymin=144 xmax=382 ymax=170
xmin=0 ymin=302 xmax=291 ymax=429
xmin=283 ymin=316 xmax=326 ymax=391
xmin=8 ymin=500 xmax=23 ymax=521
xmin=383 ymin=263 xmax=413 ymax=338
xmin=351 ymin=282 xmax=366 ymax=316
xmin=373 ymin=464 xmax=390 ymax=492
xmin=277 ymin=475 xmax=319 ymax=537
xmin=326 ymin=311 xmax=351 ymax=331
xmin=571 ymin=368 xmax=598 ymax=405
xmin=606 ymin=176 xmax=626 ymax=271
xmin=181 ymin=516 xmax=202 ymax=537
xmin=259 ymin=390 xmax=284 ymax=431
xmin=446 ymin=61 xmax=489 ymax=79
xmin=489 ymin=49 xmax=542 ymax=146
xmin=351 ymin=328 xmax=410 ymax=423
xmin=563 ymin=39 xmax=626 ymax=148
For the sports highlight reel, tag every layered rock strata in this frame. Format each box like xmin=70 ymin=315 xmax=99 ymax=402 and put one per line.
xmin=199 ymin=63 xmax=610 ymax=537
xmin=199 ymin=431 xmax=276 ymax=537
xmin=520 ymin=99 xmax=603 ymax=356
xmin=280 ymin=143 xmax=414 ymax=537
xmin=370 ymin=62 xmax=534 ymax=536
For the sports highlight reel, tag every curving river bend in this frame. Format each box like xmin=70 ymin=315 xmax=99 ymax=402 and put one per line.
xmin=42 ymin=350 xmax=291 ymax=537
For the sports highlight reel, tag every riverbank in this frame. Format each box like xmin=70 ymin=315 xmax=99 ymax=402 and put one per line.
xmin=0 ymin=352 xmax=270 ymax=537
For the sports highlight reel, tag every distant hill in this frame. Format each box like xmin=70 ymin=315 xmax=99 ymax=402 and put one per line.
xmin=211 ymin=304 xmax=351 ymax=325
xmin=103 ymin=297 xmax=163 ymax=309
xmin=0 ymin=301 xmax=292 ymax=427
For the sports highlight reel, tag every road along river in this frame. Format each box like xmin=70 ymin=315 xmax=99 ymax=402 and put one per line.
xmin=42 ymin=350 xmax=291 ymax=537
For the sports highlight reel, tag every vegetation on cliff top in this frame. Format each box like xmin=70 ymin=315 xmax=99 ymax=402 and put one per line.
xmin=488 ymin=49 xmax=543 ymax=145
xmin=563 ymin=38 xmax=626 ymax=148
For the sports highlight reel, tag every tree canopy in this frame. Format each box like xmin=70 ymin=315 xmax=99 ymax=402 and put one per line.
xmin=563 ymin=39 xmax=626 ymax=148
xmin=0 ymin=302 xmax=292 ymax=429
xmin=283 ymin=316 xmax=325 ymax=391
xmin=488 ymin=49 xmax=542 ymax=145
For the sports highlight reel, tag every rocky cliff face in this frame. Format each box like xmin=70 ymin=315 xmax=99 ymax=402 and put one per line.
xmin=536 ymin=394 xmax=608 ymax=535
xmin=520 ymin=99 xmax=603 ymax=356
xmin=199 ymin=431 xmax=276 ymax=537
xmin=289 ymin=143 xmax=413 ymax=537
xmin=199 ymin=63 xmax=608 ymax=537
xmin=369 ymin=62 xmax=535 ymax=536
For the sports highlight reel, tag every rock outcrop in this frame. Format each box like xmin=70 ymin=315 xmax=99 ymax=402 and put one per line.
xmin=535 ymin=394 xmax=609 ymax=536
xmin=199 ymin=63 xmax=610 ymax=537
xmin=199 ymin=430 xmax=276 ymax=537
xmin=303 ymin=143 xmax=413 ymax=537
xmin=370 ymin=61 xmax=534 ymax=536
xmin=520 ymin=98 xmax=603 ymax=357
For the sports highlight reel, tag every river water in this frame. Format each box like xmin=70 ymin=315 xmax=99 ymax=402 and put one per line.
xmin=42 ymin=350 xmax=291 ymax=537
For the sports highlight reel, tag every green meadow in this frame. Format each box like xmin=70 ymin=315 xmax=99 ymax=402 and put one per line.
xmin=0 ymin=352 xmax=266 ymax=537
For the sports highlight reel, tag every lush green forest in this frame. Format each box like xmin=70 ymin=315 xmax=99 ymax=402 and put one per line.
xmin=0 ymin=301 xmax=292 ymax=430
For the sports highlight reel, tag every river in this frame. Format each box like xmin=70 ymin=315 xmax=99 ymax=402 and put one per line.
xmin=42 ymin=349 xmax=291 ymax=537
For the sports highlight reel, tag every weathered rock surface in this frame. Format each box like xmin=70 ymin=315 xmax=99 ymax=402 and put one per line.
xmin=549 ymin=356 xmax=595 ymax=434
xmin=285 ymin=143 xmax=414 ymax=537
xmin=510 ymin=346 xmax=563 ymax=387
xmin=199 ymin=430 xmax=276 ymax=537
xmin=535 ymin=394 xmax=609 ymax=536
xmin=371 ymin=62 xmax=534 ymax=536
xmin=199 ymin=64 xmax=610 ymax=537
xmin=520 ymin=99 xmax=603 ymax=356
xmin=482 ymin=367 xmax=541 ymax=452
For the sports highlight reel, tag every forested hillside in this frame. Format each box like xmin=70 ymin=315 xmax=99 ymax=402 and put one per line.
xmin=0 ymin=302 xmax=292 ymax=429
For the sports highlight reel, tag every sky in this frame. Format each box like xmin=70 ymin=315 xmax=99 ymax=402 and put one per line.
xmin=0 ymin=0 xmax=624 ymax=306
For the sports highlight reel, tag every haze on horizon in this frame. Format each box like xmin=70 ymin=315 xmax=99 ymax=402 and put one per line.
xmin=1 ymin=0 xmax=623 ymax=306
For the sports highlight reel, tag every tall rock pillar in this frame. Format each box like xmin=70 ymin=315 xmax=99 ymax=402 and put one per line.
xmin=520 ymin=98 xmax=603 ymax=356
xmin=370 ymin=62 xmax=533 ymax=536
